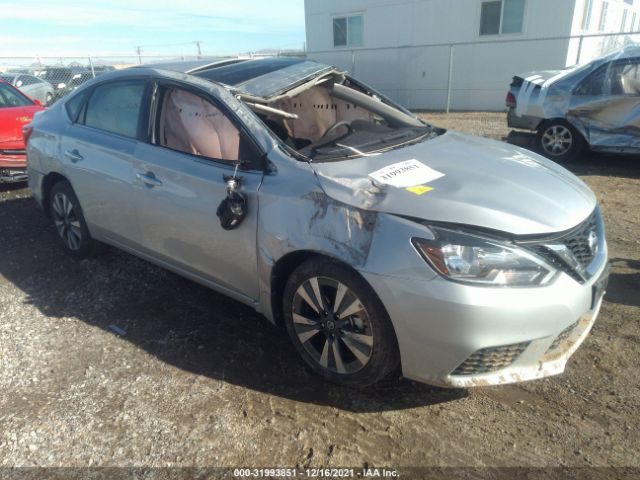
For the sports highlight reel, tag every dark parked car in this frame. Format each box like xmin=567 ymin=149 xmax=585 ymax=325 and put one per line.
xmin=40 ymin=67 xmax=92 ymax=103
xmin=50 ymin=72 xmax=95 ymax=102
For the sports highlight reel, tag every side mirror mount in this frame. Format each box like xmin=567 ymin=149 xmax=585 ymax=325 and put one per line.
xmin=216 ymin=165 xmax=247 ymax=230
xmin=33 ymin=99 xmax=42 ymax=106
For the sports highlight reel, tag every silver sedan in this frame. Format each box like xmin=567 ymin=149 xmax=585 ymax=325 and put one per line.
xmin=0 ymin=72 xmax=54 ymax=105
xmin=507 ymin=44 xmax=640 ymax=161
xmin=26 ymin=58 xmax=609 ymax=388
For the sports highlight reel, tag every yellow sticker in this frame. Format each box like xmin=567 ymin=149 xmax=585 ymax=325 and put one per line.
xmin=406 ymin=186 xmax=433 ymax=195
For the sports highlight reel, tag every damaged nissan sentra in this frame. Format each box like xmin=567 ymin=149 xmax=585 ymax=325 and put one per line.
xmin=26 ymin=57 xmax=609 ymax=388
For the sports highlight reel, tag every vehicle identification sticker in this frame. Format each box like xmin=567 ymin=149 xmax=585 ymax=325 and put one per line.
xmin=369 ymin=160 xmax=445 ymax=188
xmin=406 ymin=185 xmax=433 ymax=195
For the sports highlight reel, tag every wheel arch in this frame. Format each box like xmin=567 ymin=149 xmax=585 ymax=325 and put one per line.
xmin=270 ymin=250 xmax=329 ymax=327
xmin=538 ymin=117 xmax=587 ymax=144
xmin=41 ymin=171 xmax=70 ymax=217
xmin=269 ymin=250 xmax=393 ymax=331
xmin=274 ymin=251 xmax=402 ymax=384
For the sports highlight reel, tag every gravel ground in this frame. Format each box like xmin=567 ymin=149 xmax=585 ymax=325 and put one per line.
xmin=1 ymin=112 xmax=639 ymax=472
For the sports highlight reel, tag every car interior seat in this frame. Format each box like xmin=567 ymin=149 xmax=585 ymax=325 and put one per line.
xmin=160 ymin=88 xmax=239 ymax=161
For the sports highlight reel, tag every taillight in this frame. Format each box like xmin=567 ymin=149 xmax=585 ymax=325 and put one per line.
xmin=22 ymin=124 xmax=34 ymax=145
xmin=506 ymin=92 xmax=517 ymax=108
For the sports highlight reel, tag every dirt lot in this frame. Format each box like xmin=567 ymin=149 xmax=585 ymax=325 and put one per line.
xmin=1 ymin=112 xmax=639 ymax=473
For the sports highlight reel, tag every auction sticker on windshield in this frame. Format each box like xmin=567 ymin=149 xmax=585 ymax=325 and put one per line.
xmin=369 ymin=159 xmax=445 ymax=188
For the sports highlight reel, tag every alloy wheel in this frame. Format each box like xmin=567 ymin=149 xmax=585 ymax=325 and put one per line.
xmin=292 ymin=276 xmax=374 ymax=374
xmin=51 ymin=192 xmax=82 ymax=250
xmin=542 ymin=124 xmax=573 ymax=156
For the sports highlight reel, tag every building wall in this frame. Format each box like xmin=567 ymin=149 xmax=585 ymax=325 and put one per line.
xmin=567 ymin=0 xmax=640 ymax=67
xmin=304 ymin=0 xmax=632 ymax=110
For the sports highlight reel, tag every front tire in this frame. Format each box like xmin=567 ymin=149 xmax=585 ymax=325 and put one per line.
xmin=49 ymin=180 xmax=99 ymax=258
xmin=283 ymin=258 xmax=400 ymax=388
xmin=537 ymin=120 xmax=584 ymax=162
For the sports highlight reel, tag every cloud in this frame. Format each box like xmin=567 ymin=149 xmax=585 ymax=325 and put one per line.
xmin=3 ymin=1 xmax=304 ymax=31
xmin=0 ymin=0 xmax=306 ymax=57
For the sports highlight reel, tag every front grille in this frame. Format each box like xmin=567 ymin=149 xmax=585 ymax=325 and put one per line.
xmin=525 ymin=209 xmax=600 ymax=283
xmin=451 ymin=342 xmax=530 ymax=376
xmin=546 ymin=321 xmax=579 ymax=354
xmin=532 ymin=246 xmax=584 ymax=283
xmin=564 ymin=212 xmax=598 ymax=267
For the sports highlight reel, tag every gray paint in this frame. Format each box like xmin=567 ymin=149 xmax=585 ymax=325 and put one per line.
xmin=27 ymin=63 xmax=609 ymax=387
xmin=508 ymin=45 xmax=640 ymax=153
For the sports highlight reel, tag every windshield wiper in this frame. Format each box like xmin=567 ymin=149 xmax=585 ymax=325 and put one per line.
xmin=310 ymin=127 xmax=432 ymax=160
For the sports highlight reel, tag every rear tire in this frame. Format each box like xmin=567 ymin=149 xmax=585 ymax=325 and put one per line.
xmin=537 ymin=120 xmax=584 ymax=162
xmin=49 ymin=180 xmax=100 ymax=258
xmin=283 ymin=258 xmax=400 ymax=388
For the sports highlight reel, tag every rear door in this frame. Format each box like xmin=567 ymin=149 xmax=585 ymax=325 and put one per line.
xmin=59 ymin=79 xmax=150 ymax=247
xmin=131 ymin=82 xmax=264 ymax=300
xmin=569 ymin=57 xmax=640 ymax=150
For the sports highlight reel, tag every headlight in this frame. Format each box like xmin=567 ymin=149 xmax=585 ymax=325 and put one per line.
xmin=57 ymin=83 xmax=66 ymax=89
xmin=412 ymin=226 xmax=557 ymax=287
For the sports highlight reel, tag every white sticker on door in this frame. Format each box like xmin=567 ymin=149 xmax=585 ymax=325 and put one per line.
xmin=368 ymin=159 xmax=445 ymax=188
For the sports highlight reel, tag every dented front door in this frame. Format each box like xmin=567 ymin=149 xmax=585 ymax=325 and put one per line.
xmin=569 ymin=57 xmax=640 ymax=150
xmin=132 ymin=142 xmax=263 ymax=301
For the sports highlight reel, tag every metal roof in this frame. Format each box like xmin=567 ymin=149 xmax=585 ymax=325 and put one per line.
xmin=193 ymin=57 xmax=331 ymax=98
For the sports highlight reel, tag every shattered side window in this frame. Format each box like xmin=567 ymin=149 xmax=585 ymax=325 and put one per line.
xmin=577 ymin=59 xmax=640 ymax=96
xmin=610 ymin=59 xmax=640 ymax=96
xmin=157 ymin=88 xmax=240 ymax=162
xmin=575 ymin=64 xmax=609 ymax=96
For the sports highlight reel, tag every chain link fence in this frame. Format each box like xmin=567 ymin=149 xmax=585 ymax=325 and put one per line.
xmin=307 ymin=31 xmax=640 ymax=112
xmin=2 ymin=32 xmax=638 ymax=112
xmin=0 ymin=51 xmax=304 ymax=107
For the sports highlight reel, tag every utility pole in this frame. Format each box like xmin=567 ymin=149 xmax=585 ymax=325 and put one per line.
xmin=136 ymin=46 xmax=143 ymax=64
xmin=195 ymin=41 xmax=202 ymax=59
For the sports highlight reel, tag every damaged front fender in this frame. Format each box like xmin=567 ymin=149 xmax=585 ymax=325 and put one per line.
xmin=256 ymin=148 xmax=382 ymax=323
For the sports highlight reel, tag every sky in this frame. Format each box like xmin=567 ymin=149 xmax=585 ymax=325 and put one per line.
xmin=0 ymin=0 xmax=306 ymax=60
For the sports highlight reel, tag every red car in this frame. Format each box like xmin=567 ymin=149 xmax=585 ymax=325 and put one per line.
xmin=0 ymin=80 xmax=45 ymax=183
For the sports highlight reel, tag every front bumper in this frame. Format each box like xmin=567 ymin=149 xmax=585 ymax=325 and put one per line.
xmin=0 ymin=168 xmax=28 ymax=183
xmin=362 ymin=255 xmax=609 ymax=388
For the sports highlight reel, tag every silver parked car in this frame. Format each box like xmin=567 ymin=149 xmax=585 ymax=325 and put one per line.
xmin=26 ymin=57 xmax=609 ymax=388
xmin=0 ymin=72 xmax=54 ymax=105
xmin=507 ymin=44 xmax=640 ymax=161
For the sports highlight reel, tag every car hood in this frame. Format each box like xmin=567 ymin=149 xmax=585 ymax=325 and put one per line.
xmin=310 ymin=131 xmax=596 ymax=236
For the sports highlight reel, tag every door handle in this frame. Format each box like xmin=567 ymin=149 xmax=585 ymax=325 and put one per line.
xmin=64 ymin=149 xmax=84 ymax=163
xmin=136 ymin=171 xmax=163 ymax=188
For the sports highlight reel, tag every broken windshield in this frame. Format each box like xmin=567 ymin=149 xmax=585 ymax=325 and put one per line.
xmin=243 ymin=74 xmax=439 ymax=162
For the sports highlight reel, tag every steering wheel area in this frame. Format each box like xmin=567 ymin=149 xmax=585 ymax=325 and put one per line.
xmin=320 ymin=121 xmax=353 ymax=141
